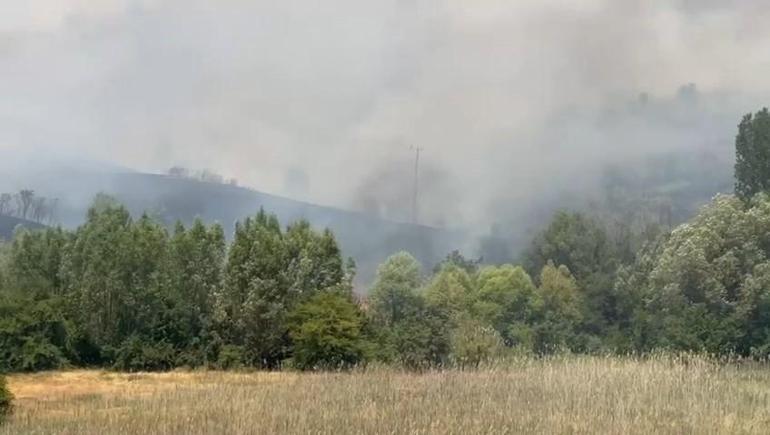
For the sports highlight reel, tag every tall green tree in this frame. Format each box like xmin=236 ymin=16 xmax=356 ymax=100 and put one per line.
xmin=424 ymin=264 xmax=476 ymax=321
xmin=735 ymin=108 xmax=770 ymax=200
xmin=283 ymin=222 xmax=344 ymax=298
xmin=1 ymin=230 xmax=72 ymax=371
xmin=219 ymin=210 xmax=290 ymax=367
xmin=7 ymin=227 xmax=68 ymax=298
xmin=368 ymin=252 xmax=423 ymax=327
xmin=524 ymin=211 xmax=618 ymax=337
xmin=163 ymin=219 xmax=226 ymax=364
xmin=368 ymin=252 xmax=450 ymax=368
xmin=611 ymin=233 xmax=669 ymax=353
xmin=532 ymin=262 xmax=582 ymax=354
xmin=219 ymin=210 xmax=345 ymax=368
xmin=59 ymin=197 xmax=136 ymax=352
xmin=59 ymin=197 xmax=169 ymax=362
xmin=474 ymin=265 xmax=538 ymax=348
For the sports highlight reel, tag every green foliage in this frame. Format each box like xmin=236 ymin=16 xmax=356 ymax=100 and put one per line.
xmin=735 ymin=108 xmax=770 ymax=200
xmin=366 ymin=252 xmax=451 ymax=368
xmin=537 ymin=263 xmax=581 ymax=323
xmin=389 ymin=307 xmax=450 ymax=370
xmin=532 ymin=262 xmax=582 ymax=354
xmin=0 ymin=296 xmax=70 ymax=372
xmin=114 ymin=336 xmax=175 ymax=372
xmin=474 ymin=265 xmax=538 ymax=348
xmin=60 ymin=201 xmax=168 ymax=358
xmin=218 ymin=210 xmax=345 ymax=368
xmin=165 ymin=219 xmax=225 ymax=360
xmin=524 ymin=211 xmax=615 ymax=283
xmin=450 ymin=316 xmax=504 ymax=368
xmin=520 ymin=208 xmax=666 ymax=350
xmin=215 ymin=345 xmax=245 ymax=370
xmin=8 ymin=227 xmax=68 ymax=298
xmin=284 ymin=222 xmax=345 ymax=295
xmin=288 ymin=291 xmax=367 ymax=370
xmin=523 ymin=211 xmax=618 ymax=336
xmin=612 ymin=234 xmax=670 ymax=352
xmin=0 ymin=374 xmax=11 ymax=423
xmin=424 ymin=264 xmax=476 ymax=321
xmin=0 ymin=197 xmax=347 ymax=372
xmin=18 ymin=336 xmax=66 ymax=372
xmin=368 ymin=252 xmax=422 ymax=327
xmin=615 ymin=193 xmax=770 ymax=355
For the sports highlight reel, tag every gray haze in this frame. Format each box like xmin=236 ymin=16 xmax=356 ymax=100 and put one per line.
xmin=2 ymin=0 xmax=770 ymax=234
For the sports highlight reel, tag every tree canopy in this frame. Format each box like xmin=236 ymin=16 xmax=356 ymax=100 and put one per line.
xmin=735 ymin=108 xmax=770 ymax=200
xmin=617 ymin=194 xmax=770 ymax=356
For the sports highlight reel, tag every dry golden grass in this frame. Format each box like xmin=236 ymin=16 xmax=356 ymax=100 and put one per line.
xmin=2 ymin=356 xmax=770 ymax=434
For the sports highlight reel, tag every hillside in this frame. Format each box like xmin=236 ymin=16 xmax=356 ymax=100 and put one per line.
xmin=0 ymin=215 xmax=45 ymax=241
xmin=2 ymin=170 xmax=465 ymax=287
xmin=110 ymin=173 xmax=465 ymax=287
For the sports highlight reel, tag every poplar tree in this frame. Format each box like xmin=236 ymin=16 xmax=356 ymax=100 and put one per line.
xmin=735 ymin=108 xmax=770 ymax=200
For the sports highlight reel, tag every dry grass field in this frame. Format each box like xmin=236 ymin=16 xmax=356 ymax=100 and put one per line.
xmin=2 ymin=356 xmax=770 ymax=434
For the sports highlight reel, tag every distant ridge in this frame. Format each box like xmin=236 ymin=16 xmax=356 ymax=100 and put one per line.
xmin=1 ymin=165 xmax=470 ymax=288
xmin=0 ymin=215 xmax=46 ymax=240
xmin=108 ymin=172 xmax=465 ymax=288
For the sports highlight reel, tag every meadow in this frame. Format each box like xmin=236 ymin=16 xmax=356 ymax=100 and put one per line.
xmin=2 ymin=355 xmax=770 ymax=434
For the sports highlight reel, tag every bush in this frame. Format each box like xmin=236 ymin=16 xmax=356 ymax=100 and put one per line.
xmin=215 ymin=345 xmax=245 ymax=370
xmin=450 ymin=316 xmax=504 ymax=369
xmin=391 ymin=310 xmax=451 ymax=370
xmin=0 ymin=296 xmax=70 ymax=372
xmin=0 ymin=374 xmax=12 ymax=423
xmin=19 ymin=336 xmax=66 ymax=372
xmin=288 ymin=291 xmax=368 ymax=370
xmin=114 ymin=336 xmax=176 ymax=372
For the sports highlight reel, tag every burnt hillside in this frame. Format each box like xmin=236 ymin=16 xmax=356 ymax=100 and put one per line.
xmin=0 ymin=215 xmax=45 ymax=241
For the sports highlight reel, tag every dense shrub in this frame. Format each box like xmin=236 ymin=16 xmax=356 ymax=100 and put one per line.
xmin=390 ymin=309 xmax=451 ymax=369
xmin=114 ymin=336 xmax=176 ymax=372
xmin=215 ymin=345 xmax=245 ymax=370
xmin=288 ymin=291 xmax=367 ymax=370
xmin=0 ymin=297 xmax=69 ymax=372
xmin=450 ymin=316 xmax=504 ymax=368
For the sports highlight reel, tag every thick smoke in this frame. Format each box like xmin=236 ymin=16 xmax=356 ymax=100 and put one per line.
xmin=2 ymin=0 xmax=770 ymax=235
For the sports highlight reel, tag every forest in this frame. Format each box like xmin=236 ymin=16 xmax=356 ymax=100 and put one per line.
xmin=1 ymin=108 xmax=770 ymax=376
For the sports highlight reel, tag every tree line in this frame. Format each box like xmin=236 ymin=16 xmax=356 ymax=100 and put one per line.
xmin=167 ymin=167 xmax=238 ymax=186
xmin=0 ymin=193 xmax=356 ymax=371
xmin=0 ymin=190 xmax=58 ymax=225
xmin=2 ymin=108 xmax=770 ymax=372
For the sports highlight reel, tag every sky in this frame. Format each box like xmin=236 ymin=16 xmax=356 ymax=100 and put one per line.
xmin=2 ymin=0 xmax=770 ymax=229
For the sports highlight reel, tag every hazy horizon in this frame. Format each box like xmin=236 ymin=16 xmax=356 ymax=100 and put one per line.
xmin=2 ymin=1 xmax=769 ymax=230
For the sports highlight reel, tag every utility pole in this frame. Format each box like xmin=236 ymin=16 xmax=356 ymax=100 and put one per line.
xmin=410 ymin=145 xmax=422 ymax=224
